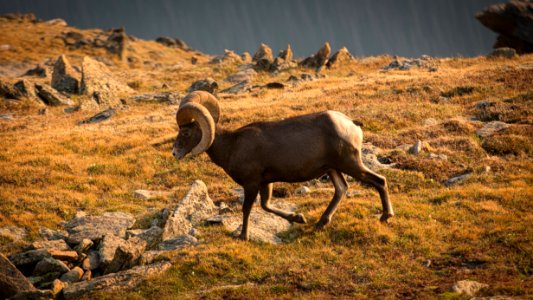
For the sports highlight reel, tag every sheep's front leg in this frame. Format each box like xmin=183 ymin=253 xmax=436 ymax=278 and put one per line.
xmin=260 ymin=183 xmax=306 ymax=224
xmin=316 ymin=170 xmax=348 ymax=229
xmin=239 ymin=187 xmax=258 ymax=241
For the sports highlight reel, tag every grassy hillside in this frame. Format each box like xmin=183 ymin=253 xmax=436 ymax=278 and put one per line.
xmin=0 ymin=16 xmax=531 ymax=299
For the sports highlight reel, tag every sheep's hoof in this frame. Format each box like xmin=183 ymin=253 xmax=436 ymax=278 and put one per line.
xmin=237 ymin=231 xmax=249 ymax=241
xmin=314 ymin=218 xmax=330 ymax=230
xmin=289 ymin=213 xmax=307 ymax=224
xmin=380 ymin=213 xmax=393 ymax=223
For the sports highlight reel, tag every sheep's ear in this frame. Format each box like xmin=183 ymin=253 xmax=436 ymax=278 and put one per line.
xmin=180 ymin=91 xmax=220 ymax=123
xmin=176 ymin=102 xmax=215 ymax=155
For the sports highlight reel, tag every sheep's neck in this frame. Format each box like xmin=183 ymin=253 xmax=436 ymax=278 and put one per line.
xmin=206 ymin=126 xmax=232 ymax=170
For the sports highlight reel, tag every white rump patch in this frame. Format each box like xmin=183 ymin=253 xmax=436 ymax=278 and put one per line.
xmin=326 ymin=110 xmax=362 ymax=145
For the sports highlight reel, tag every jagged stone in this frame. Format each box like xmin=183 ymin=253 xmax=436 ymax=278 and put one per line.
xmin=299 ymin=42 xmax=331 ymax=70
xmin=252 ymin=43 xmax=274 ymax=71
xmin=210 ymin=49 xmax=243 ymax=64
xmin=35 ymin=84 xmax=74 ymax=106
xmin=60 ymin=267 xmax=84 ymax=283
xmin=0 ymin=253 xmax=36 ymax=299
xmin=98 ymin=235 xmax=128 ymax=269
xmin=452 ymin=280 xmax=488 ymax=297
xmin=78 ymin=108 xmax=115 ymax=125
xmin=80 ymin=56 xmax=133 ymax=107
xmin=408 ymin=140 xmax=423 ymax=155
xmin=105 ymin=237 xmax=147 ymax=274
xmin=158 ymin=235 xmax=197 ymax=251
xmin=51 ymin=55 xmax=80 ymax=93
xmin=221 ymin=202 xmax=296 ymax=244
xmin=0 ymin=225 xmax=28 ymax=241
xmin=24 ymin=65 xmax=48 ymax=77
xmin=241 ymin=52 xmax=252 ymax=63
xmin=127 ymin=226 xmax=163 ymax=250
xmin=162 ymin=180 xmax=218 ymax=241
xmin=74 ymin=239 xmax=94 ymax=253
xmin=9 ymin=249 xmax=50 ymax=273
xmin=106 ymin=28 xmax=128 ymax=58
xmin=444 ymin=172 xmax=473 ymax=187
xmin=326 ymin=47 xmax=354 ymax=68
xmin=33 ymin=257 xmax=69 ymax=276
xmin=62 ymin=262 xmax=171 ymax=300
xmin=30 ymin=240 xmax=71 ymax=251
xmin=155 ymin=36 xmax=189 ymax=50
xmin=187 ymin=78 xmax=218 ymax=94
xmin=65 ymin=211 xmax=136 ymax=244
xmin=270 ymin=44 xmax=294 ymax=72
xmin=38 ymin=228 xmax=67 ymax=241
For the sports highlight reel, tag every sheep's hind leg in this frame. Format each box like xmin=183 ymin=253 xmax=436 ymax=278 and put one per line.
xmin=345 ymin=155 xmax=394 ymax=222
xmin=316 ymin=170 xmax=348 ymax=229
xmin=239 ymin=186 xmax=258 ymax=241
xmin=260 ymin=183 xmax=306 ymax=224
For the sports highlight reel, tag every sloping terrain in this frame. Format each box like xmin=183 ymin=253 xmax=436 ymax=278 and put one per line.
xmin=0 ymin=14 xmax=532 ymax=299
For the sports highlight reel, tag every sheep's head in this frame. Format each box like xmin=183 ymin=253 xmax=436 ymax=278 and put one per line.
xmin=173 ymin=91 xmax=220 ymax=159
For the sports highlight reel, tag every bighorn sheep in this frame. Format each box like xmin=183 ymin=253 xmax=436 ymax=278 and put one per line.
xmin=173 ymin=91 xmax=394 ymax=241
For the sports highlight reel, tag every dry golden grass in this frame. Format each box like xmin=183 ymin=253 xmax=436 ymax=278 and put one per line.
xmin=0 ymin=18 xmax=532 ymax=299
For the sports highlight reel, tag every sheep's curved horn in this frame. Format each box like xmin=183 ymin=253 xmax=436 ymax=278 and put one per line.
xmin=179 ymin=91 xmax=220 ymax=123
xmin=176 ymin=102 xmax=215 ymax=155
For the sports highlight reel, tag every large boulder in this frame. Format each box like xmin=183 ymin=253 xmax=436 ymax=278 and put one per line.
xmin=51 ymin=54 xmax=80 ymax=93
xmin=326 ymin=47 xmax=354 ymax=68
xmin=162 ymin=180 xmax=217 ymax=241
xmin=32 ymin=257 xmax=69 ymax=276
xmin=62 ymin=262 xmax=171 ymax=300
xmin=0 ymin=253 xmax=36 ymax=299
xmin=187 ymin=78 xmax=218 ymax=94
xmin=98 ymin=235 xmax=128 ymax=269
xmin=299 ymin=42 xmax=331 ymax=70
xmin=104 ymin=237 xmax=147 ymax=274
xmin=252 ymin=43 xmax=274 ymax=71
xmin=80 ymin=56 xmax=134 ymax=107
xmin=64 ymin=211 xmax=136 ymax=244
xmin=476 ymin=1 xmax=533 ymax=53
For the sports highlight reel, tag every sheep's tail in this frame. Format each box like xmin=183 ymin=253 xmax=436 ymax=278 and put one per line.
xmin=352 ymin=120 xmax=364 ymax=128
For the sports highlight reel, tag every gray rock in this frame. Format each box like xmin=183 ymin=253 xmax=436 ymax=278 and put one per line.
xmin=361 ymin=143 xmax=394 ymax=171
xmin=0 ymin=253 xmax=36 ymax=299
xmin=326 ymin=47 xmax=354 ymax=69
xmin=220 ymin=80 xmax=252 ymax=94
xmin=98 ymin=235 xmax=128 ymax=269
xmin=65 ymin=211 xmax=136 ymax=244
xmin=299 ymin=42 xmax=331 ymax=70
xmin=158 ymin=235 xmax=197 ymax=251
xmin=222 ymin=201 xmax=296 ymax=244
xmin=294 ymin=186 xmax=311 ymax=196
xmin=31 ymin=240 xmax=71 ymax=251
xmin=80 ymin=56 xmax=133 ymax=107
xmin=13 ymin=79 xmax=43 ymax=106
xmin=51 ymin=54 xmax=80 ymax=93
xmin=78 ymin=108 xmax=115 ymax=125
xmin=85 ymin=250 xmax=100 ymax=270
xmin=188 ymin=78 xmax=218 ymax=94
xmin=138 ymin=251 xmax=170 ymax=266
xmin=225 ymin=68 xmax=257 ymax=83
xmin=429 ymin=153 xmax=448 ymax=160
xmin=162 ymin=180 xmax=218 ymax=241
xmin=38 ymin=227 xmax=67 ymax=241
xmin=35 ymin=84 xmax=74 ymax=106
xmin=49 ymin=250 xmax=79 ymax=262
xmin=452 ymin=280 xmax=488 ymax=297
xmin=105 ymin=237 xmax=147 ymax=274
xmin=408 ymin=140 xmax=423 ymax=155
xmin=60 ymin=266 xmax=84 ymax=283
xmin=74 ymin=239 xmax=94 ymax=253
xmin=252 ymin=43 xmax=274 ymax=71
xmin=127 ymin=226 xmax=162 ymax=250
xmin=9 ymin=249 xmax=50 ymax=270
xmin=476 ymin=121 xmax=509 ymax=137
xmin=33 ymin=257 xmax=70 ymax=276
xmin=218 ymin=202 xmax=232 ymax=214
xmin=444 ymin=172 xmax=473 ymax=187
xmin=62 ymin=262 xmax=171 ymax=300
xmin=129 ymin=92 xmax=180 ymax=104
xmin=0 ymin=225 xmax=27 ymax=241
xmin=28 ymin=272 xmax=61 ymax=287
xmin=210 ymin=49 xmax=243 ymax=64
xmin=270 ymin=44 xmax=294 ymax=72
xmin=155 ymin=36 xmax=189 ymax=50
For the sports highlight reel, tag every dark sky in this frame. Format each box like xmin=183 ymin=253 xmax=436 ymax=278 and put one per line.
xmin=0 ymin=0 xmax=498 ymax=57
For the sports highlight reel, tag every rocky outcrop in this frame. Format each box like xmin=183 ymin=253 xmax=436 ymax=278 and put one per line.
xmin=270 ymin=44 xmax=294 ymax=72
xmin=253 ymin=43 xmax=274 ymax=71
xmin=187 ymin=78 xmax=218 ymax=94
xmin=64 ymin=211 xmax=136 ymax=244
xmin=162 ymin=180 xmax=217 ymax=240
xmin=326 ymin=47 xmax=354 ymax=68
xmin=51 ymin=55 xmax=80 ymax=93
xmin=106 ymin=28 xmax=128 ymax=59
xmin=299 ymin=42 xmax=331 ymax=70
xmin=210 ymin=49 xmax=243 ymax=64
xmin=0 ymin=253 xmax=36 ymax=299
xmin=80 ymin=56 xmax=133 ymax=107
xmin=155 ymin=36 xmax=189 ymax=50
xmin=62 ymin=262 xmax=171 ymax=300
xmin=476 ymin=1 xmax=533 ymax=53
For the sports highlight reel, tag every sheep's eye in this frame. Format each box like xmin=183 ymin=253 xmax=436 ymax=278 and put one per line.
xmin=182 ymin=131 xmax=191 ymax=137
